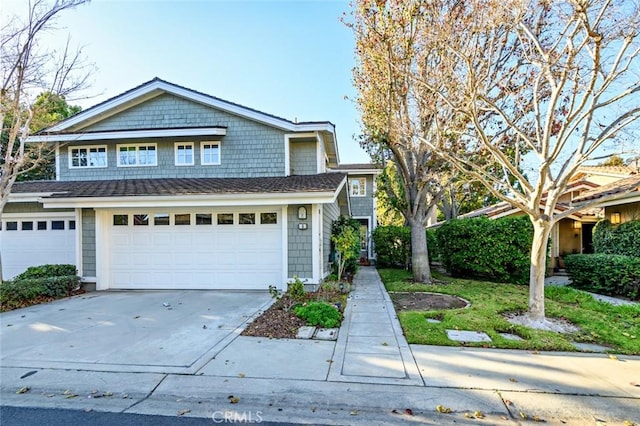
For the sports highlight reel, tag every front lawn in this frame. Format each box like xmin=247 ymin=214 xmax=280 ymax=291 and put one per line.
xmin=379 ymin=268 xmax=640 ymax=355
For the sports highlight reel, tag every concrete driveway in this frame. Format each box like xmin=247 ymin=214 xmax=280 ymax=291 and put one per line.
xmin=0 ymin=290 xmax=272 ymax=374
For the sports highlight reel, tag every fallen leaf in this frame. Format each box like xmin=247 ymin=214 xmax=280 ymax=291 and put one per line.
xmin=16 ymin=386 xmax=30 ymax=394
xmin=134 ymin=316 xmax=140 ymax=319
xmin=177 ymin=409 xmax=191 ymax=416
xmin=532 ymin=350 xmax=539 ymax=355
xmin=501 ymin=415 xmax=509 ymax=420
xmin=623 ymin=420 xmax=636 ymax=426
xmin=228 ymin=395 xmax=239 ymax=404
xmin=464 ymin=412 xmax=474 ymax=418
xmin=609 ymin=354 xmax=619 ymax=361
xmin=391 ymin=409 xmax=400 ymax=414
xmin=509 ymin=378 xmax=518 ymax=382
xmin=505 ymin=400 xmax=513 ymax=406
xmin=381 ymin=342 xmax=388 ymax=346
xmin=404 ymin=408 xmax=413 ymax=416
xmin=311 ymin=406 xmax=316 ymax=412
xmin=238 ymin=373 xmax=245 ymax=378
xmin=350 ymin=410 xmax=358 ymax=416
xmin=630 ymin=382 xmax=639 ymax=387
xmin=202 ymin=325 xmax=207 ymax=329
xmin=520 ymin=411 xmax=528 ymax=419
xmin=436 ymin=405 xmax=451 ymax=414
xmin=533 ymin=415 xmax=544 ymax=422
xmin=474 ymin=411 xmax=485 ymax=419
xmin=65 ymin=394 xmax=78 ymax=399
xmin=122 ymin=394 xmax=129 ymax=399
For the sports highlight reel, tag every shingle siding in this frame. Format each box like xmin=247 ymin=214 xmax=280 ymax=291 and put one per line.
xmin=323 ymin=202 xmax=340 ymax=276
xmin=349 ymin=174 xmax=375 ymax=218
xmin=81 ymin=208 xmax=96 ymax=276
xmin=2 ymin=202 xmax=72 ymax=214
xmin=290 ymin=141 xmax=317 ymax=175
xmin=287 ymin=205 xmax=312 ymax=278
xmin=59 ymin=94 xmax=286 ymax=181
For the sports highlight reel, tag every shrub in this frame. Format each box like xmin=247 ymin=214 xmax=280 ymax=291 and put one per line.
xmin=593 ymin=220 xmax=640 ymax=257
xmin=286 ymin=276 xmax=306 ymax=300
xmin=371 ymin=226 xmax=411 ymax=267
xmin=435 ymin=216 xmax=533 ymax=284
xmin=0 ymin=275 xmax=81 ymax=311
xmin=294 ymin=301 xmax=342 ymax=328
xmin=14 ymin=264 xmax=77 ymax=280
xmin=331 ymin=216 xmax=360 ymax=277
xmin=426 ymin=229 xmax=439 ymax=262
xmin=565 ymin=254 xmax=640 ymax=300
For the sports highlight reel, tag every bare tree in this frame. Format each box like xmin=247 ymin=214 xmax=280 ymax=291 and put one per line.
xmin=1 ymin=0 xmax=92 ymax=281
xmin=1 ymin=0 xmax=91 ymax=215
xmin=412 ymin=0 xmax=640 ymax=325
xmin=348 ymin=0 xmax=463 ymax=283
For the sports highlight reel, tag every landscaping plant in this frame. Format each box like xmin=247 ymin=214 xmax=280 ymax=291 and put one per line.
xmin=294 ymin=302 xmax=342 ymax=328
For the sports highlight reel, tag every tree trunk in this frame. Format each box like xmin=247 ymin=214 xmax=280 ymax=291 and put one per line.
xmin=410 ymin=219 xmax=432 ymax=283
xmin=528 ymin=219 xmax=551 ymax=321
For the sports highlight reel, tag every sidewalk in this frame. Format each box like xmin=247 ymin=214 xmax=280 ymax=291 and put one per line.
xmin=1 ymin=267 xmax=639 ymax=425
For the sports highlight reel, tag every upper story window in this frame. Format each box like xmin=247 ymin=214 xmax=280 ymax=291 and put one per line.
xmin=175 ymin=143 xmax=194 ymax=166
xmin=69 ymin=146 xmax=107 ymax=168
xmin=201 ymin=142 xmax=220 ymax=165
xmin=350 ymin=178 xmax=366 ymax=197
xmin=117 ymin=144 xmax=157 ymax=167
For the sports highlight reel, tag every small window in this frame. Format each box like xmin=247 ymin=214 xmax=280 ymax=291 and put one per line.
xmin=350 ymin=178 xmax=366 ymax=197
xmin=37 ymin=221 xmax=47 ymax=230
xmin=117 ymin=144 xmax=157 ymax=167
xmin=52 ymin=220 xmax=65 ymax=230
xmin=196 ymin=213 xmax=212 ymax=225
xmin=22 ymin=221 xmax=34 ymax=231
xmin=113 ymin=215 xmax=128 ymax=226
xmin=69 ymin=220 xmax=76 ymax=230
xmin=69 ymin=146 xmax=107 ymax=168
xmin=239 ymin=213 xmax=255 ymax=225
xmin=175 ymin=143 xmax=194 ymax=166
xmin=217 ymin=213 xmax=234 ymax=225
xmin=134 ymin=214 xmax=149 ymax=226
xmin=201 ymin=142 xmax=221 ymax=165
xmin=175 ymin=213 xmax=191 ymax=225
xmin=154 ymin=213 xmax=170 ymax=226
xmin=260 ymin=212 xmax=278 ymax=224
xmin=6 ymin=221 xmax=18 ymax=231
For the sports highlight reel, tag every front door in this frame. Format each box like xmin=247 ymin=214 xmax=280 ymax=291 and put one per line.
xmin=357 ymin=218 xmax=369 ymax=260
xmin=582 ymin=223 xmax=595 ymax=254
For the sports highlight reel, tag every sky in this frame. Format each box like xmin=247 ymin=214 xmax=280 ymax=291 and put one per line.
xmin=8 ymin=0 xmax=370 ymax=164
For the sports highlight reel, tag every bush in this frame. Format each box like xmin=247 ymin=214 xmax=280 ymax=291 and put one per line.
xmin=426 ymin=228 xmax=440 ymax=262
xmin=294 ymin=301 xmax=342 ymax=328
xmin=0 ymin=275 xmax=81 ymax=311
xmin=14 ymin=264 xmax=77 ymax=280
xmin=435 ymin=216 xmax=533 ymax=284
xmin=371 ymin=226 xmax=411 ymax=267
xmin=593 ymin=220 xmax=640 ymax=257
xmin=565 ymin=254 xmax=640 ymax=300
xmin=331 ymin=216 xmax=360 ymax=277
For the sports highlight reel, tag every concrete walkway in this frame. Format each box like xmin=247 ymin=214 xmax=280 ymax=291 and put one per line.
xmin=545 ymin=274 xmax=638 ymax=306
xmin=328 ymin=266 xmax=423 ymax=385
xmin=1 ymin=267 xmax=639 ymax=425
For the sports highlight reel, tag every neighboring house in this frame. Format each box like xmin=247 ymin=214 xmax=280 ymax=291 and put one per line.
xmin=1 ymin=78 xmax=377 ymax=290
xmin=437 ymin=164 xmax=639 ymax=270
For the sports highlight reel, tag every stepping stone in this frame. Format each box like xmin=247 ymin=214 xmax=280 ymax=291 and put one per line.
xmin=426 ymin=318 xmax=441 ymax=324
xmin=572 ymin=342 xmax=609 ymax=353
xmin=296 ymin=326 xmax=316 ymax=339
xmin=446 ymin=330 xmax=492 ymax=343
xmin=499 ymin=332 xmax=523 ymax=341
xmin=314 ymin=328 xmax=339 ymax=341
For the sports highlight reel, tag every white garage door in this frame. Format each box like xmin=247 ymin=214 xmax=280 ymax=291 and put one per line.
xmin=105 ymin=209 xmax=282 ymax=290
xmin=0 ymin=215 xmax=77 ymax=279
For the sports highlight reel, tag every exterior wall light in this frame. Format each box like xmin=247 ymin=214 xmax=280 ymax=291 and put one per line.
xmin=297 ymin=206 xmax=307 ymax=220
xmin=611 ymin=212 xmax=621 ymax=225
xmin=573 ymin=220 xmax=582 ymax=230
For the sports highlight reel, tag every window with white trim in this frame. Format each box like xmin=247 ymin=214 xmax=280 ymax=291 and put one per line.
xmin=69 ymin=146 xmax=107 ymax=168
xmin=117 ymin=144 xmax=157 ymax=166
xmin=175 ymin=143 xmax=194 ymax=166
xmin=201 ymin=142 xmax=220 ymax=165
xmin=350 ymin=178 xmax=366 ymax=197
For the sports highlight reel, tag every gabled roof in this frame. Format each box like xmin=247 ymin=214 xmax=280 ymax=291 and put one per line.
xmin=570 ymin=165 xmax=638 ymax=181
xmin=572 ymin=174 xmax=640 ymax=203
xmin=40 ymin=77 xmax=336 ymax=134
xmin=11 ymin=173 xmax=347 ymax=199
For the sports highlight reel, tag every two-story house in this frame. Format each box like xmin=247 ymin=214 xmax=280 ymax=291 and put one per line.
xmin=2 ymin=78 xmax=378 ymax=290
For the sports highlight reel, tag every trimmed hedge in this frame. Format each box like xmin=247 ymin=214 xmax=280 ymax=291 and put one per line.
xmin=0 ymin=275 xmax=81 ymax=311
xmin=593 ymin=220 xmax=640 ymax=257
xmin=14 ymin=264 xmax=77 ymax=280
xmin=371 ymin=225 xmax=411 ymax=267
xmin=435 ymin=216 xmax=533 ymax=284
xmin=564 ymin=254 xmax=640 ymax=300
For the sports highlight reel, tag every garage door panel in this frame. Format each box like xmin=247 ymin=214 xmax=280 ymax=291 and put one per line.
xmin=107 ymin=209 xmax=283 ymax=290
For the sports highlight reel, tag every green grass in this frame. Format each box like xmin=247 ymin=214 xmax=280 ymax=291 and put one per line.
xmin=379 ymin=268 xmax=640 ymax=354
